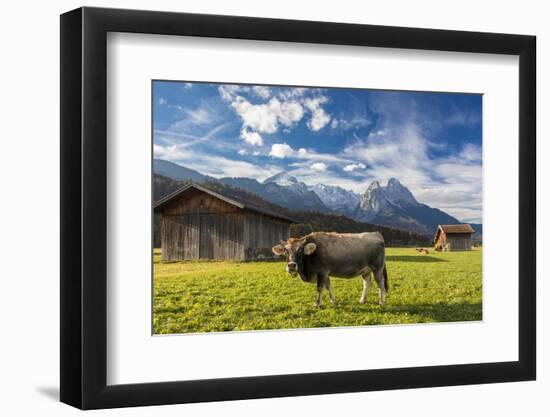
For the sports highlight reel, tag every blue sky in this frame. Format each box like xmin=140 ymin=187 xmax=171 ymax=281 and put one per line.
xmin=153 ymin=81 xmax=482 ymax=223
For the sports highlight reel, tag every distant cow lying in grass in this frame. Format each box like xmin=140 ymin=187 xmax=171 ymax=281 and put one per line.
xmin=415 ymin=248 xmax=430 ymax=255
xmin=272 ymin=232 xmax=388 ymax=307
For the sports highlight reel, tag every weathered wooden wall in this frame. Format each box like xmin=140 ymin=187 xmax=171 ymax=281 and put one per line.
xmin=243 ymin=212 xmax=290 ymax=259
xmin=434 ymin=231 xmax=472 ymax=251
xmin=446 ymin=233 xmax=472 ymax=251
xmin=160 ymin=189 xmax=245 ymax=261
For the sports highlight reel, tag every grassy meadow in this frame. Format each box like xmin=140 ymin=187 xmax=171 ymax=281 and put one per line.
xmin=153 ymin=247 xmax=482 ymax=334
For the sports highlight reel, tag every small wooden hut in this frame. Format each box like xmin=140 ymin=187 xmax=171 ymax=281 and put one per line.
xmin=433 ymin=224 xmax=475 ymax=252
xmin=154 ymin=183 xmax=295 ymax=261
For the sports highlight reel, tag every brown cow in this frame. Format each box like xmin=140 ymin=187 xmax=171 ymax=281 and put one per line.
xmin=272 ymin=232 xmax=388 ymax=307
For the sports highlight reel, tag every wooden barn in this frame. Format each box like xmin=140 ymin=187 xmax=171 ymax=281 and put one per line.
xmin=433 ymin=224 xmax=475 ymax=251
xmin=153 ymin=183 xmax=295 ymax=261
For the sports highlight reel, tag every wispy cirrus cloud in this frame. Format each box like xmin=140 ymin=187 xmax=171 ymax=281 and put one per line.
xmin=154 ymin=142 xmax=280 ymax=180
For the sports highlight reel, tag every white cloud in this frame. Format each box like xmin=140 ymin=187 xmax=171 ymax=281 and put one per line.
xmin=343 ymin=163 xmax=366 ymax=172
xmin=185 ymin=106 xmax=212 ymax=125
xmin=155 ymin=143 xmax=279 ymax=181
xmin=458 ymin=143 xmax=482 ymax=163
xmin=308 ymin=110 xmax=331 ymax=131
xmin=311 ymin=162 xmax=327 ymax=172
xmin=153 ymin=144 xmax=192 ymax=161
xmin=252 ymin=151 xmax=261 ymax=156
xmin=275 ymin=100 xmax=304 ymax=127
xmin=183 ymin=83 xmax=193 ymax=89
xmin=220 ymin=87 xmax=331 ymax=141
xmin=238 ymin=149 xmax=248 ymax=156
xmin=218 ymin=84 xmax=250 ymax=101
xmin=158 ymin=97 xmax=167 ymax=105
xmin=199 ymin=156 xmax=278 ymax=179
xmin=231 ymin=96 xmax=304 ymax=134
xmin=304 ymin=97 xmax=331 ymax=131
xmin=252 ymin=86 xmax=271 ymax=99
xmin=231 ymin=97 xmax=278 ymax=133
xmin=269 ymin=143 xmax=295 ymax=159
xmin=369 ymin=129 xmax=386 ymax=137
xmin=240 ymin=129 xmax=264 ymax=146
xmin=297 ymin=148 xmax=308 ymax=157
xmin=276 ymin=87 xmax=308 ymax=100
xmin=333 ymin=116 xmax=370 ymax=131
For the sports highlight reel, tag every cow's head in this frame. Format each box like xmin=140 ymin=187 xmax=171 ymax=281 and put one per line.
xmin=272 ymin=238 xmax=317 ymax=275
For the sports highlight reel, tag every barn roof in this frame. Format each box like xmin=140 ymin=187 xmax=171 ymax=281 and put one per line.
xmin=439 ymin=224 xmax=475 ymax=234
xmin=433 ymin=223 xmax=475 ymax=243
xmin=153 ymin=183 xmax=296 ymax=223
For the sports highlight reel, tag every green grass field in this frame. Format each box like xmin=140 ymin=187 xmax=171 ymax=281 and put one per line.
xmin=153 ymin=247 xmax=482 ymax=334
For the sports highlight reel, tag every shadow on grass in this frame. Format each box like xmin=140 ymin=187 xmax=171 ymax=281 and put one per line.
xmin=386 ymin=255 xmax=447 ymax=263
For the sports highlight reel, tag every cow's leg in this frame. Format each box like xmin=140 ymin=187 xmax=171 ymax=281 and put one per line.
xmin=325 ymin=276 xmax=336 ymax=304
xmin=360 ymin=272 xmax=371 ymax=304
xmin=315 ymin=275 xmax=324 ymax=308
xmin=374 ymin=267 xmax=386 ymax=305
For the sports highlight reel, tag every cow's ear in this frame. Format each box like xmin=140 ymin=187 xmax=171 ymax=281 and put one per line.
xmin=303 ymin=243 xmax=317 ymax=255
xmin=272 ymin=245 xmax=286 ymax=256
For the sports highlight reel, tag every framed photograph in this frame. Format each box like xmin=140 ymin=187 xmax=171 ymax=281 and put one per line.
xmin=60 ymin=7 xmax=536 ymax=409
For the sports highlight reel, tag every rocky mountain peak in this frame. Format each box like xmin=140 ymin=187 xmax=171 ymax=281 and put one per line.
xmin=367 ymin=180 xmax=381 ymax=191
xmin=308 ymin=183 xmax=360 ymax=217
xmin=384 ymin=178 xmax=418 ymax=206
xmin=263 ymin=171 xmax=299 ymax=187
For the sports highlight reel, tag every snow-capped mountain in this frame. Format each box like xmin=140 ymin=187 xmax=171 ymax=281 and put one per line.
xmin=307 ymin=183 xmax=360 ymax=217
xmin=263 ymin=172 xmax=362 ymax=217
xmin=262 ymin=171 xmax=299 ymax=187
xmin=354 ymin=178 xmax=461 ymax=235
xmin=153 ymin=160 xmax=479 ymax=237
xmin=261 ymin=172 xmax=330 ymax=212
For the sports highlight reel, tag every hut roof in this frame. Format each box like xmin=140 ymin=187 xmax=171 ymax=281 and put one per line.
xmin=153 ymin=183 xmax=296 ymax=223
xmin=439 ymin=224 xmax=475 ymax=234
xmin=434 ymin=223 xmax=475 ymax=243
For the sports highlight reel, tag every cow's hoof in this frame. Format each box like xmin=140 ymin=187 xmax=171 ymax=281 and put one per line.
xmin=314 ymin=303 xmax=321 ymax=308
xmin=359 ymin=299 xmax=366 ymax=304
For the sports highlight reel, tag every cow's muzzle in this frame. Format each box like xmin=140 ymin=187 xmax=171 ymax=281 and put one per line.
xmin=286 ymin=262 xmax=298 ymax=274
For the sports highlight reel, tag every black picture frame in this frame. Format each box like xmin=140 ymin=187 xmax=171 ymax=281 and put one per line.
xmin=60 ymin=6 xmax=536 ymax=410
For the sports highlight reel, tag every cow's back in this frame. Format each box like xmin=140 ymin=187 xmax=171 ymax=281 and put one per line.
xmin=305 ymin=232 xmax=385 ymax=277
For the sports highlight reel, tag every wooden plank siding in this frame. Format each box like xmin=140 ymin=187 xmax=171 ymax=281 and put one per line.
xmin=243 ymin=212 xmax=291 ymax=259
xmin=446 ymin=234 xmax=472 ymax=251
xmin=199 ymin=212 xmax=244 ymax=260
xmin=434 ymin=230 xmax=472 ymax=252
xmin=161 ymin=215 xmax=199 ymax=261
xmin=157 ymin=185 xmax=294 ymax=261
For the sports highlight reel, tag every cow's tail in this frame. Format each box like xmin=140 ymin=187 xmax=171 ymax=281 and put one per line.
xmin=383 ymin=263 xmax=389 ymax=292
